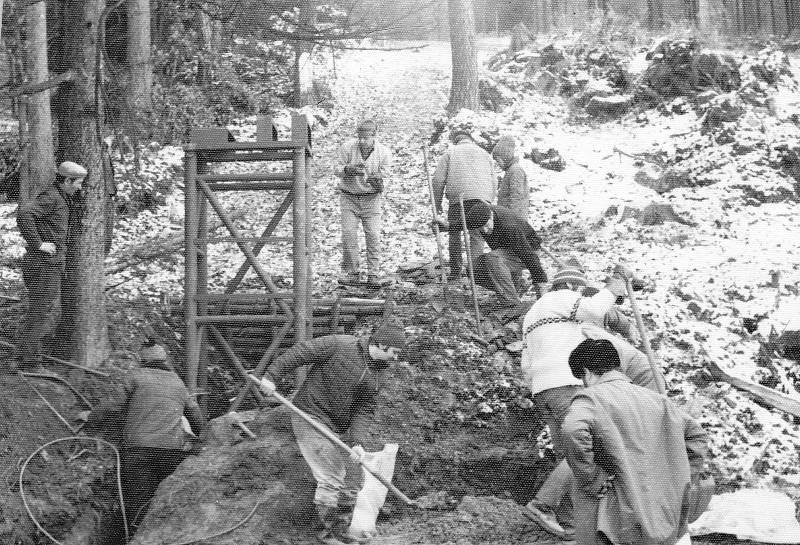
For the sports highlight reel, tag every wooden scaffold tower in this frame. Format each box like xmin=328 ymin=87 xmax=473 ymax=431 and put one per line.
xmin=183 ymin=114 xmax=314 ymax=412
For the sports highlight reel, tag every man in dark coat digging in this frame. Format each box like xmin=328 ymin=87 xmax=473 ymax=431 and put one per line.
xmin=463 ymin=200 xmax=548 ymax=315
xmin=252 ymin=323 xmax=407 ymax=545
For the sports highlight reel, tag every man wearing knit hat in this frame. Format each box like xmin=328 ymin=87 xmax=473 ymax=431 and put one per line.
xmin=462 ymin=200 xmax=547 ymax=314
xmin=81 ymin=340 xmax=206 ymax=543
xmin=13 ymin=161 xmax=86 ymax=372
xmin=253 ymin=323 xmax=406 ymax=545
xmin=432 ymin=130 xmax=496 ymax=281
xmin=334 ymin=119 xmax=393 ymax=288
xmin=519 ymin=260 xmax=635 ymax=539
xmin=492 ymin=135 xmax=529 ymax=220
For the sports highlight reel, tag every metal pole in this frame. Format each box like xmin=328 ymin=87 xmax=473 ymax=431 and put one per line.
xmin=293 ymin=147 xmax=308 ymax=340
xmin=197 ymin=159 xmax=209 ymax=415
xmin=422 ymin=146 xmax=449 ymax=301
xmin=458 ymin=196 xmax=483 ymax=337
xmin=184 ymin=149 xmax=200 ymax=393
xmin=625 ymin=278 xmax=665 ymax=395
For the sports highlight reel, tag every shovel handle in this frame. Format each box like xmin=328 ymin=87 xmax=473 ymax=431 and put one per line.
xmin=624 ymin=279 xmax=665 ymax=395
xmin=422 ymin=146 xmax=449 ymax=292
xmin=247 ymin=375 xmax=417 ymax=506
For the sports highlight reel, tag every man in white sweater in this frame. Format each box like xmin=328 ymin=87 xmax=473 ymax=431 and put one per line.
xmin=520 ymin=260 xmax=633 ymax=538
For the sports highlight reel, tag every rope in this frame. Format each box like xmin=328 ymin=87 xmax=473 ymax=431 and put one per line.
xmin=19 ymin=436 xmax=128 ymax=545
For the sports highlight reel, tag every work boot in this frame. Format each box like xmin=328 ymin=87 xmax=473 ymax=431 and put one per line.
xmin=316 ymin=505 xmax=356 ymax=545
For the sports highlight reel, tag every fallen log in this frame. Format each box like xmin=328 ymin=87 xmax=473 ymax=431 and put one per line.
xmin=706 ymin=359 xmax=800 ymax=418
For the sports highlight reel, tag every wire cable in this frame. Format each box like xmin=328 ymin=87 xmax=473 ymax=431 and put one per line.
xmin=19 ymin=436 xmax=128 ymax=545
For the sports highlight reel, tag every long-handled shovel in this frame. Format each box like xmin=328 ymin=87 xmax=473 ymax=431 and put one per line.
xmin=458 ymin=196 xmax=484 ymax=337
xmin=246 ymin=375 xmax=418 ymax=506
xmin=421 ymin=146 xmax=449 ymax=301
xmin=624 ymin=278 xmax=665 ymax=395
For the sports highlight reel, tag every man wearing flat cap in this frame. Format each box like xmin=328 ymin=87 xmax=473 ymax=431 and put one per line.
xmin=82 ymin=340 xmax=206 ymax=543
xmin=253 ymin=323 xmax=406 ymax=545
xmin=463 ymin=200 xmax=547 ymax=314
xmin=14 ymin=161 xmax=86 ymax=371
xmin=432 ymin=130 xmax=496 ymax=281
xmin=334 ymin=119 xmax=393 ymax=288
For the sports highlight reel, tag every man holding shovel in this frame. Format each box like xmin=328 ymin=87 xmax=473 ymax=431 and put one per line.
xmin=252 ymin=324 xmax=406 ymax=545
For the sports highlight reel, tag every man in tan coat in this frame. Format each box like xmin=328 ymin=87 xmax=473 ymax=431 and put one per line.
xmin=563 ymin=339 xmax=708 ymax=545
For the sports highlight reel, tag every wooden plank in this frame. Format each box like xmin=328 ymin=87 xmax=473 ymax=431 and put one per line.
xmin=707 ymin=359 xmax=800 ymax=418
xmin=198 ymin=172 xmax=295 ymax=183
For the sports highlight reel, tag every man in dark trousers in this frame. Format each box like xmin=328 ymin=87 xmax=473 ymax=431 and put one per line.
xmin=253 ymin=323 xmax=406 ymax=545
xmin=564 ymin=339 xmax=708 ymax=545
xmin=82 ymin=341 xmax=206 ymax=543
xmin=463 ymin=200 xmax=548 ymax=313
xmin=14 ymin=161 xmax=85 ymax=371
xmin=432 ymin=130 xmax=496 ymax=280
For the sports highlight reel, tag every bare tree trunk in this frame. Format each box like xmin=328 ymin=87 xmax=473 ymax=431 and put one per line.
xmin=294 ymin=0 xmax=317 ymax=107
xmin=447 ymin=0 xmax=479 ymax=114
xmin=20 ymin=0 xmax=54 ymax=204
xmin=127 ymin=0 xmax=152 ymax=110
xmin=53 ymin=0 xmax=107 ymax=367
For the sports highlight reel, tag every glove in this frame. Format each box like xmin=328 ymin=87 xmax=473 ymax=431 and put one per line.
xmin=367 ymin=176 xmax=384 ymax=192
xmin=349 ymin=444 xmax=366 ymax=463
xmin=76 ymin=410 xmax=90 ymax=422
xmin=344 ymin=165 xmax=364 ymax=176
xmin=249 ymin=374 xmax=276 ymax=395
xmin=604 ymin=276 xmax=627 ymax=299
xmin=434 ymin=214 xmax=449 ymax=230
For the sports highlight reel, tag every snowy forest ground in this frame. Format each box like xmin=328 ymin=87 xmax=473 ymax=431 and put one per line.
xmin=2 ymin=33 xmax=800 ymax=544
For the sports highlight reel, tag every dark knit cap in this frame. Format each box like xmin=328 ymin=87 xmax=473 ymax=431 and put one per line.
xmin=370 ymin=324 xmax=406 ymax=349
xmin=465 ymin=201 xmax=492 ymax=230
xmin=450 ymin=128 xmax=473 ymax=143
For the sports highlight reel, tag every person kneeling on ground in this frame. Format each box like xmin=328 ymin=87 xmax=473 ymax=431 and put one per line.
xmin=564 ymin=339 xmax=709 ymax=545
xmin=462 ymin=200 xmax=548 ymax=316
xmin=81 ymin=341 xmax=206 ymax=544
xmin=253 ymin=323 xmax=406 ymax=545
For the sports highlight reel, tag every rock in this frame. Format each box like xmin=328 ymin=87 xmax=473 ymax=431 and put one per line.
xmin=634 ymin=168 xmax=692 ymax=194
xmin=620 ymin=203 xmax=696 ymax=226
xmin=479 ymin=77 xmax=514 ymax=113
xmin=778 ymin=331 xmax=800 ymax=361
xmin=691 ymin=52 xmax=740 ymax=91
xmin=532 ymin=71 xmax=560 ymax=97
xmin=586 ymin=94 xmax=633 ymax=117
xmin=527 ymin=147 xmax=566 ymax=172
xmin=130 ymin=406 xmax=319 ymax=545
xmin=509 ymin=22 xmax=533 ymax=53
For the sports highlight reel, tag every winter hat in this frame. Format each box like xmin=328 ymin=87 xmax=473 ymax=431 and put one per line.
xmin=57 ymin=161 xmax=87 ymax=179
xmin=464 ymin=201 xmax=492 ymax=230
xmin=357 ymin=119 xmax=377 ymax=135
xmin=139 ymin=344 xmax=168 ymax=363
xmin=492 ymin=135 xmax=516 ymax=167
xmin=551 ymin=258 xmax=588 ymax=288
xmin=370 ymin=324 xmax=406 ymax=349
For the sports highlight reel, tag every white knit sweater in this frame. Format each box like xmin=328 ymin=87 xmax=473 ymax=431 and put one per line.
xmin=521 ymin=288 xmax=616 ymax=395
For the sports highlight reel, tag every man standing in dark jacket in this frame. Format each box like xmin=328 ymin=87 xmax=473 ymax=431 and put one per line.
xmin=14 ymin=161 xmax=85 ymax=371
xmin=82 ymin=342 xmax=206 ymax=543
xmin=464 ymin=200 xmax=548 ymax=312
xmin=253 ymin=324 xmax=406 ymax=545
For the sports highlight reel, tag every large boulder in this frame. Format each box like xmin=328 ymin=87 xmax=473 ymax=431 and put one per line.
xmin=586 ymin=94 xmax=633 ymax=117
xmin=129 ymin=406 xmax=320 ymax=545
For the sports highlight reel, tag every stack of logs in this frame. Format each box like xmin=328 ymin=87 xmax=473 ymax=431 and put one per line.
xmin=170 ymin=294 xmax=389 ymax=362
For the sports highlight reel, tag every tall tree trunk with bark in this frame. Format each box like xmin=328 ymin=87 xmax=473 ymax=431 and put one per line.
xmin=53 ymin=0 xmax=107 ymax=367
xmin=20 ymin=0 xmax=54 ymax=203
xmin=294 ymin=0 xmax=317 ymax=107
xmin=788 ymin=0 xmax=800 ymax=35
xmin=447 ymin=0 xmax=479 ymax=115
xmin=127 ymin=0 xmax=152 ymax=110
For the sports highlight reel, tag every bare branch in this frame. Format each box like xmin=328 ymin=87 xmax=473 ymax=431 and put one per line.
xmin=0 ymin=69 xmax=77 ymax=99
